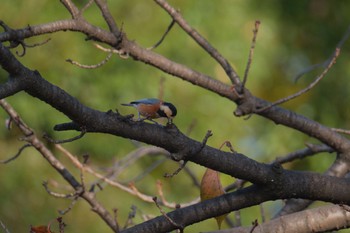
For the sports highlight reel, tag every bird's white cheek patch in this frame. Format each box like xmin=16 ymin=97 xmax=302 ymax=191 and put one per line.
xmin=160 ymin=106 xmax=172 ymax=118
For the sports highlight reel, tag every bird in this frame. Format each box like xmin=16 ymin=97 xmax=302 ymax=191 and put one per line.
xmin=121 ymin=98 xmax=177 ymax=124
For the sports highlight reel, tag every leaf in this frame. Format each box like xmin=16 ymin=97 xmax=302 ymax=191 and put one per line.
xmin=200 ymin=168 xmax=227 ymax=229
xmin=30 ymin=225 xmax=53 ymax=233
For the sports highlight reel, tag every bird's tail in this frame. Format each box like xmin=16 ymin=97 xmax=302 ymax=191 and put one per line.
xmin=121 ymin=103 xmax=133 ymax=106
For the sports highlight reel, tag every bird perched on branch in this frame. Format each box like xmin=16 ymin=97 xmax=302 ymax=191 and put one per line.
xmin=121 ymin=98 xmax=177 ymax=124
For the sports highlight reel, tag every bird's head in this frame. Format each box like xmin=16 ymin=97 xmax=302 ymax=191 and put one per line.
xmin=158 ymin=102 xmax=177 ymax=123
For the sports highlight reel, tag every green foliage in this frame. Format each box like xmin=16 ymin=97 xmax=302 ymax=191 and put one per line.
xmin=1 ymin=0 xmax=349 ymax=232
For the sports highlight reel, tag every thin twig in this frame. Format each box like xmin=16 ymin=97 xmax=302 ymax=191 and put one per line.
xmin=164 ymin=160 xmax=187 ymax=178
xmin=0 ymin=100 xmax=118 ymax=231
xmin=43 ymin=129 xmax=86 ymax=144
xmin=294 ymin=25 xmax=350 ymax=82
xmin=249 ymin=219 xmax=259 ymax=233
xmin=148 ymin=20 xmax=175 ymax=50
xmin=154 ymin=0 xmax=241 ymax=85
xmin=42 ymin=181 xmax=77 ymax=198
xmin=59 ymin=196 xmax=80 ymax=215
xmin=25 ymin=38 xmax=51 ymax=48
xmin=241 ymin=20 xmax=260 ymax=92
xmin=0 ymin=143 xmax=32 ymax=164
xmin=156 ymin=180 xmax=168 ymax=205
xmin=57 ymin=217 xmax=66 ymax=233
xmin=219 ymin=140 xmax=236 ymax=153
xmin=123 ymin=206 xmax=136 ymax=229
xmin=0 ymin=100 xmax=33 ymax=136
xmin=94 ymin=43 xmax=129 ymax=58
xmin=94 ymin=0 xmax=122 ymax=43
xmin=153 ymin=197 xmax=184 ymax=230
xmin=80 ymin=0 xmax=94 ymax=14
xmin=66 ymin=53 xmax=112 ymax=69
xmin=256 ymin=48 xmax=340 ymax=113
xmin=56 ymin=144 xmax=198 ymax=208
xmin=60 ymin=0 xmax=80 ymax=19
xmin=331 ymin=128 xmax=350 ymax=135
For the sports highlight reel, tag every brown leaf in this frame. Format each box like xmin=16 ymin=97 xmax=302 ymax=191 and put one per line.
xmin=30 ymin=225 xmax=53 ymax=233
xmin=200 ymin=168 xmax=227 ymax=229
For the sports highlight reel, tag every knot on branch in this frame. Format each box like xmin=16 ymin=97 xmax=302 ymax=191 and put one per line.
xmin=233 ymin=89 xmax=257 ymax=117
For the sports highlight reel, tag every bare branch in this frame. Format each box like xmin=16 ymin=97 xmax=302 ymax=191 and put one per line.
xmin=274 ymin=143 xmax=334 ymax=164
xmin=0 ymin=100 xmax=119 ymax=232
xmin=81 ymin=0 xmax=95 ymax=14
xmin=60 ymin=0 xmax=80 ymax=18
xmin=241 ymin=20 xmax=260 ymax=92
xmin=58 ymin=197 xmax=80 ymax=215
xmin=249 ymin=219 xmax=259 ymax=233
xmin=43 ymin=129 xmax=86 ymax=144
xmin=0 ymin=143 xmax=31 ymax=164
xmin=43 ymin=181 xmax=77 ymax=198
xmin=294 ymin=25 xmax=350 ymax=82
xmin=56 ymin=144 xmax=195 ymax=208
xmin=206 ymin=205 xmax=350 ymax=233
xmin=94 ymin=0 xmax=122 ymax=44
xmin=164 ymin=160 xmax=187 ymax=178
xmin=256 ymin=48 xmax=340 ymax=113
xmin=153 ymin=197 xmax=184 ymax=231
xmin=66 ymin=52 xmax=112 ymax=69
xmin=148 ymin=20 xmax=175 ymax=50
xmin=122 ymin=206 xmax=137 ymax=230
xmin=331 ymin=127 xmax=350 ymax=135
xmin=154 ymin=0 xmax=241 ymax=85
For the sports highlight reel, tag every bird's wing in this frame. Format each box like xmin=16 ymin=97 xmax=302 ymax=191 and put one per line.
xmin=131 ymin=98 xmax=161 ymax=105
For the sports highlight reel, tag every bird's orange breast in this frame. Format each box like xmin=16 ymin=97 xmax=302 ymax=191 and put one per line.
xmin=136 ymin=103 xmax=161 ymax=118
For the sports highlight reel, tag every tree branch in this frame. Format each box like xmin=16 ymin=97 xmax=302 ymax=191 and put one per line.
xmin=205 ymin=205 xmax=350 ymax=233
xmin=154 ymin=0 xmax=241 ymax=86
xmin=0 ymin=99 xmax=119 ymax=232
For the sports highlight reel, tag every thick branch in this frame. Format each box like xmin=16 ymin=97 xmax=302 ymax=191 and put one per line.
xmin=0 ymin=19 xmax=116 ymax=45
xmin=120 ymin=183 xmax=350 ymax=233
xmin=1 ymin=18 xmax=350 ymax=155
xmin=206 ymin=205 xmax=350 ymax=233
xmin=0 ymin=43 xmax=350 ymax=206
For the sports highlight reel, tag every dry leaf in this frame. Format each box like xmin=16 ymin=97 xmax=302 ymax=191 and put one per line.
xmin=200 ymin=168 xmax=227 ymax=229
xmin=30 ymin=225 xmax=52 ymax=233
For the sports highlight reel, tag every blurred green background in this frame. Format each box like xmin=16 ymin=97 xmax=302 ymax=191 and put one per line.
xmin=1 ymin=0 xmax=350 ymax=232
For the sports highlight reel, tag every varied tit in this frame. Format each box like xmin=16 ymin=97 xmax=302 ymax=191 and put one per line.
xmin=121 ymin=98 xmax=177 ymax=124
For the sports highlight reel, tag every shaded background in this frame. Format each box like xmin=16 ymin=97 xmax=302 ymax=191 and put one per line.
xmin=1 ymin=0 xmax=350 ymax=232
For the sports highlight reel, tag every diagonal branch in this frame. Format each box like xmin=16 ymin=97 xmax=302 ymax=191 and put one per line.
xmin=0 ymin=99 xmax=119 ymax=232
xmin=241 ymin=20 xmax=260 ymax=91
xmin=1 ymin=43 xmax=350 ymax=202
xmin=94 ymin=0 xmax=122 ymax=44
xmin=1 ymin=3 xmax=350 ymax=156
xmin=60 ymin=0 xmax=80 ymax=19
xmin=154 ymin=0 xmax=241 ymax=86
xmin=256 ymin=48 xmax=340 ymax=113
